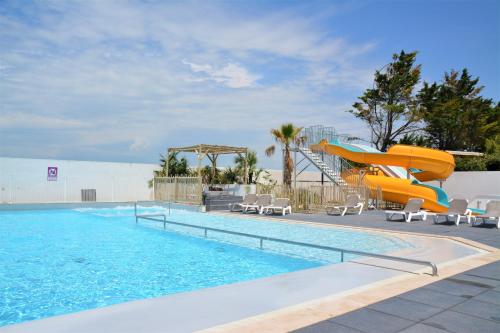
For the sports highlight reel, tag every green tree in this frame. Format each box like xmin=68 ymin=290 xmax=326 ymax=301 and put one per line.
xmin=349 ymin=50 xmax=422 ymax=151
xmin=418 ymin=69 xmax=499 ymax=152
xmin=200 ymin=165 xmax=219 ymax=184
xmin=265 ymin=123 xmax=305 ymax=186
xmin=149 ymin=152 xmax=190 ymax=187
xmin=234 ymin=150 xmax=260 ymax=184
xmin=398 ymin=133 xmax=428 ymax=146
xmin=219 ymin=167 xmax=239 ymax=184
xmin=484 ymin=134 xmax=500 ymax=171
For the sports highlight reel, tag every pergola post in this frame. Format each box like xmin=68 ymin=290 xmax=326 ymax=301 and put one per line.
xmin=207 ymin=153 xmax=219 ymax=182
xmin=197 ymin=145 xmax=203 ymax=204
xmin=165 ymin=148 xmax=170 ymax=177
xmin=244 ymin=149 xmax=248 ymax=184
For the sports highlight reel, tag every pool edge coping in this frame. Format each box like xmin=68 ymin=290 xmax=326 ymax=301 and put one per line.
xmin=199 ymin=211 xmax=498 ymax=333
xmin=197 ymin=249 xmax=500 ymax=333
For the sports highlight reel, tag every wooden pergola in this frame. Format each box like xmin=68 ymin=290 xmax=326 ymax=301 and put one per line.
xmin=167 ymin=144 xmax=249 ymax=184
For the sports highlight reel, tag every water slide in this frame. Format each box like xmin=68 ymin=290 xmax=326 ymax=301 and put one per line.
xmin=311 ymin=140 xmax=455 ymax=212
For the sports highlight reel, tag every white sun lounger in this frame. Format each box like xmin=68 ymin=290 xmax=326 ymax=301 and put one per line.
xmin=243 ymin=194 xmax=273 ymax=214
xmin=326 ymin=194 xmax=364 ymax=216
xmin=473 ymin=200 xmax=500 ymax=228
xmin=433 ymin=199 xmax=472 ymax=226
xmin=385 ymin=198 xmax=426 ymax=223
xmin=230 ymin=193 xmax=258 ymax=212
xmin=262 ymin=198 xmax=292 ymax=216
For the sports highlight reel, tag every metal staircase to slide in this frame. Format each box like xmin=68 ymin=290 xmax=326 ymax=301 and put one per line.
xmin=297 ymin=146 xmax=360 ymax=194
xmin=297 ymin=125 xmax=362 ymax=194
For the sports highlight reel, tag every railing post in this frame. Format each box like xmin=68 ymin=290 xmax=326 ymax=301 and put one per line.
xmin=174 ymin=177 xmax=179 ymax=202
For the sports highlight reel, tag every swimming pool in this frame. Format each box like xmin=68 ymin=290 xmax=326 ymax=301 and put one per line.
xmin=0 ymin=205 xmax=410 ymax=327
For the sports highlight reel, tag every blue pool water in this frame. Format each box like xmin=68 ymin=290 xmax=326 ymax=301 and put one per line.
xmin=0 ymin=205 xmax=410 ymax=327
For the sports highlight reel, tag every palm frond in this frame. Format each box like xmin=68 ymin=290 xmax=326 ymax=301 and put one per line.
xmin=292 ymin=126 xmax=304 ymax=138
xmin=270 ymin=128 xmax=285 ymax=143
xmin=265 ymin=145 xmax=275 ymax=157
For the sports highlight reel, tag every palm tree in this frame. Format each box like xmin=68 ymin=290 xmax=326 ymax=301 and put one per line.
xmin=234 ymin=150 xmax=259 ymax=183
xmin=265 ymin=123 xmax=305 ymax=186
xmin=148 ymin=152 xmax=190 ymax=188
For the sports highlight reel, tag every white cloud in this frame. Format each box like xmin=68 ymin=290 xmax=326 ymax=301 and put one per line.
xmin=129 ymin=138 xmax=150 ymax=152
xmin=0 ymin=113 xmax=87 ymax=129
xmin=0 ymin=1 xmax=378 ymax=166
xmin=182 ymin=60 xmax=259 ymax=88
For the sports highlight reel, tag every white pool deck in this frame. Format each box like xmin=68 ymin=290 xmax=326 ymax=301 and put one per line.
xmin=0 ymin=215 xmax=488 ymax=333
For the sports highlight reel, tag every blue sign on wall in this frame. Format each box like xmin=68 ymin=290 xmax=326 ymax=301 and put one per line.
xmin=47 ymin=167 xmax=58 ymax=181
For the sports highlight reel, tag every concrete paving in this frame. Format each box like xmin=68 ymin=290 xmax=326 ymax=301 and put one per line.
xmin=294 ymin=261 xmax=500 ymax=333
xmin=278 ymin=211 xmax=500 ymax=333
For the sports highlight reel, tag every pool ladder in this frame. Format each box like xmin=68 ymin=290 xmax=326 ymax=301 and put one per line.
xmin=134 ymin=211 xmax=439 ymax=277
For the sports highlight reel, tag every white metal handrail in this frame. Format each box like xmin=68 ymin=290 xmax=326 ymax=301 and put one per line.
xmin=135 ymin=214 xmax=438 ymax=276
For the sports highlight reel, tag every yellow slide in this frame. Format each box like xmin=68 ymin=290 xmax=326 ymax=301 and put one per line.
xmin=311 ymin=140 xmax=455 ymax=212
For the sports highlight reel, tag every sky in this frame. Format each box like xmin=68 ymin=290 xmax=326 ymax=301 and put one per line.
xmin=1 ymin=0 xmax=499 ymax=169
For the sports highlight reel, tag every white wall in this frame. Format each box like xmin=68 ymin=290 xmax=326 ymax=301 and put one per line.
xmin=3 ymin=156 xmax=496 ymax=205
xmin=426 ymin=171 xmax=500 ymax=200
xmin=0 ymin=157 xmax=158 ymax=203
xmin=264 ymin=169 xmax=322 ymax=185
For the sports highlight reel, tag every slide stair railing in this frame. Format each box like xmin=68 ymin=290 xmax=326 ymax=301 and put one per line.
xmin=297 ymin=126 xmax=368 ymax=197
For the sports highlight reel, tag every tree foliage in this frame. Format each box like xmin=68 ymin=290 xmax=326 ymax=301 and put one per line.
xmin=149 ymin=152 xmax=190 ymax=187
xmin=350 ymin=50 xmax=422 ymax=151
xmin=398 ymin=133 xmax=428 ymax=147
xmin=418 ymin=69 xmax=499 ymax=151
xmin=234 ymin=150 xmax=261 ymax=184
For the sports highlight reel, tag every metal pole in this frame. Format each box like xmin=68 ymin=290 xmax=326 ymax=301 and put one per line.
xmin=198 ymin=146 xmax=203 ymax=205
xmin=294 ymin=149 xmax=297 ymax=190
xmin=166 ymin=149 xmax=170 ymax=177
xmin=244 ymin=150 xmax=248 ymax=184
xmin=321 ymin=152 xmax=324 ymax=185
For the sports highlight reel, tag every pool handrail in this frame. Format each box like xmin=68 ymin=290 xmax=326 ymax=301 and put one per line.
xmin=134 ymin=212 xmax=438 ymax=276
